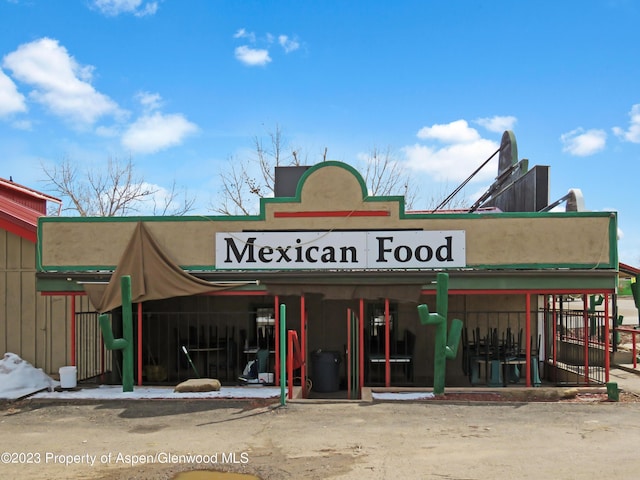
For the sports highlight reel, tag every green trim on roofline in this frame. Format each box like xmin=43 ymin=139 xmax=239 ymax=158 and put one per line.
xmin=35 ymin=160 xmax=616 ymax=225
xmin=39 ymin=262 xmax=618 ymax=273
xmin=610 ymin=212 xmax=619 ymax=268
xmin=36 ymin=271 xmax=616 ymax=293
xmin=36 ymin=162 xmax=618 ymax=271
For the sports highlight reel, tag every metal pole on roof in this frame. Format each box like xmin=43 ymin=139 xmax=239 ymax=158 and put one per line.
xmin=431 ymin=146 xmax=501 ymax=213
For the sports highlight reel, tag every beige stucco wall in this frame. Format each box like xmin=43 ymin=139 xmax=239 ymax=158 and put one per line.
xmin=39 ymin=163 xmax=614 ymax=270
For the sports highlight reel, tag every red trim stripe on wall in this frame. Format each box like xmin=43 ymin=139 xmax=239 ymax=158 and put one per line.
xmin=274 ymin=210 xmax=390 ymax=218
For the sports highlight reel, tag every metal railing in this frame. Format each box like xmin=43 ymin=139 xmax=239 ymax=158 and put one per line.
xmin=75 ymin=311 xmax=112 ymax=382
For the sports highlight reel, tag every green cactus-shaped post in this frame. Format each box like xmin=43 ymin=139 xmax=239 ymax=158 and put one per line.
xmin=418 ymin=272 xmax=463 ymax=395
xmin=99 ymin=275 xmax=134 ymax=392
xmin=588 ymin=294 xmax=604 ymax=338
xmin=632 ymin=275 xmax=639 ymax=319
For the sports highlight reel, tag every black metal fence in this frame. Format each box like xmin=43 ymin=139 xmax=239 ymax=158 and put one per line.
xmin=141 ymin=310 xmax=250 ymax=384
xmin=75 ymin=311 xmax=112 ymax=382
xmin=455 ymin=307 xmax=608 ymax=386
xmin=77 ymin=303 xmax=610 ymax=387
xmin=550 ymin=307 xmax=608 ymax=385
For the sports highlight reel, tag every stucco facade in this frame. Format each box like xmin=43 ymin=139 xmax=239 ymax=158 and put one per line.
xmin=36 ymin=162 xmax=618 ymax=392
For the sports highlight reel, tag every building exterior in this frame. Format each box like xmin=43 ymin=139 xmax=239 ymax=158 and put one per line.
xmin=35 ymin=156 xmax=619 ymax=395
xmin=0 ymin=177 xmax=80 ymax=374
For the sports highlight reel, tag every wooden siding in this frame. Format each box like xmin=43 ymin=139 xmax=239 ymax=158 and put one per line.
xmin=1 ymin=228 xmax=78 ymax=375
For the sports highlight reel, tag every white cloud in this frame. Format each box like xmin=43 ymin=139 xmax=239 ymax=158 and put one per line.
xmin=233 ymin=29 xmax=301 ymax=65
xmin=95 ymin=125 xmax=120 ymax=137
xmin=2 ymin=38 xmax=121 ymax=127
xmin=122 ymin=112 xmax=198 ymax=154
xmin=612 ymin=104 xmax=640 ymax=143
xmin=278 ymin=35 xmax=300 ymax=53
xmin=404 ymin=119 xmax=499 ymax=182
xmin=233 ymin=28 xmax=256 ymax=42
xmin=234 ymin=46 xmax=271 ymax=67
xmin=92 ymin=0 xmax=158 ymax=17
xmin=560 ymin=128 xmax=607 ymax=156
xmin=475 ymin=115 xmax=517 ymax=133
xmin=0 ymin=68 xmax=26 ymax=117
xmin=416 ymin=119 xmax=481 ymax=143
xmin=403 ymin=139 xmax=499 ymax=182
xmin=135 ymin=91 xmax=163 ymax=112
xmin=11 ymin=119 xmax=32 ymax=130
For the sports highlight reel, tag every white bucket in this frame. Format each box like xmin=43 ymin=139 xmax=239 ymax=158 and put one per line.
xmin=59 ymin=366 xmax=77 ymax=389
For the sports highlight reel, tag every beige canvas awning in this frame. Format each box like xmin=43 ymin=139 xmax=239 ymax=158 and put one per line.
xmin=83 ymin=222 xmax=250 ymax=313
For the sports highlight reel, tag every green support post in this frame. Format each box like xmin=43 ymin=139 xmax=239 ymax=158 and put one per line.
xmin=417 ymin=272 xmax=463 ymax=396
xmin=99 ymin=275 xmax=134 ymax=393
xmin=588 ymin=294 xmax=604 ymax=338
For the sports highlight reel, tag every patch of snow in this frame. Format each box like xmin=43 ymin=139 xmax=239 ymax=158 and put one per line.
xmin=33 ymin=385 xmax=280 ymax=400
xmin=0 ymin=352 xmax=59 ymax=400
xmin=372 ymin=391 xmax=435 ymax=400
xmin=0 ymin=352 xmax=280 ymax=401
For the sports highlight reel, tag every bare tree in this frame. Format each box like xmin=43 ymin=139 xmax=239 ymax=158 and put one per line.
xmin=213 ymin=127 xmax=420 ymax=215
xmin=359 ymin=146 xmax=416 ymax=210
xmin=211 ymin=125 xmax=302 ymax=215
xmin=42 ymin=156 xmax=195 ymax=216
xmin=423 ymin=181 xmax=470 ymax=212
xmin=214 ymin=158 xmax=259 ymax=216
xmin=151 ymin=180 xmax=196 ymax=216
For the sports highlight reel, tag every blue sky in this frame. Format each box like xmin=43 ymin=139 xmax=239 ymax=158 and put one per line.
xmin=0 ymin=0 xmax=638 ymax=264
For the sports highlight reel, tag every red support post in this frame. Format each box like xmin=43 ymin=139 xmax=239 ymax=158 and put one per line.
xmin=604 ymin=293 xmax=610 ymax=382
xmin=552 ymin=295 xmax=557 ymax=366
xmin=583 ymin=294 xmax=590 ymax=384
xmin=359 ymin=298 xmax=364 ymax=392
xmin=525 ymin=293 xmax=531 ymax=387
xmin=287 ymin=330 xmax=294 ymax=400
xmin=300 ymin=295 xmax=307 ymax=398
xmin=347 ymin=308 xmax=352 ymax=400
xmin=274 ymin=295 xmax=280 ymax=385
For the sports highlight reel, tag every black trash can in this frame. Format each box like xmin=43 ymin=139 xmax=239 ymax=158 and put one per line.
xmin=311 ymin=350 xmax=341 ymax=392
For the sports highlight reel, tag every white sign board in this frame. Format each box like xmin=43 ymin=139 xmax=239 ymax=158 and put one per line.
xmin=215 ymin=231 xmax=465 ymax=270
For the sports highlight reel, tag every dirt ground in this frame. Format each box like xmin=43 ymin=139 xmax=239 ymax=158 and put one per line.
xmin=2 ymin=394 xmax=640 ymax=480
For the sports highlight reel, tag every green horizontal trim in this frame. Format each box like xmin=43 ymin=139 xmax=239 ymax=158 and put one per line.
xmin=39 ymin=262 xmax=618 ymax=273
xmin=36 ymin=278 xmax=268 ymax=293
xmin=441 ymin=275 xmax=617 ymax=291
xmin=38 ymin=268 xmax=618 ymax=293
xmin=37 ymin=278 xmax=86 ymax=292
xmin=471 ymin=262 xmax=617 ymax=270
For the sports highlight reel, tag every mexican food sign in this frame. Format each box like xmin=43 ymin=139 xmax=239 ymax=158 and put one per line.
xmin=215 ymin=230 xmax=466 ymax=270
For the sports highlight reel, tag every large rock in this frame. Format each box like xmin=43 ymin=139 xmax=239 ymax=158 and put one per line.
xmin=174 ymin=378 xmax=221 ymax=393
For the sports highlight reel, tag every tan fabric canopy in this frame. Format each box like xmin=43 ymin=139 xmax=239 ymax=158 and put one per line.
xmin=84 ymin=222 xmax=249 ymax=313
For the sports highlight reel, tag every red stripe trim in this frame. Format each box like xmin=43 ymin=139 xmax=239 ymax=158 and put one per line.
xmin=421 ymin=288 xmax=615 ymax=295
xmin=274 ymin=210 xmax=390 ymax=218
xmin=0 ymin=217 xmax=36 ymax=243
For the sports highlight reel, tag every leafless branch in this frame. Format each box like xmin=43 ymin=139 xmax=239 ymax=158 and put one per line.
xmin=41 ymin=156 xmax=194 ymax=217
xmin=361 ymin=146 xmax=417 ymax=209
